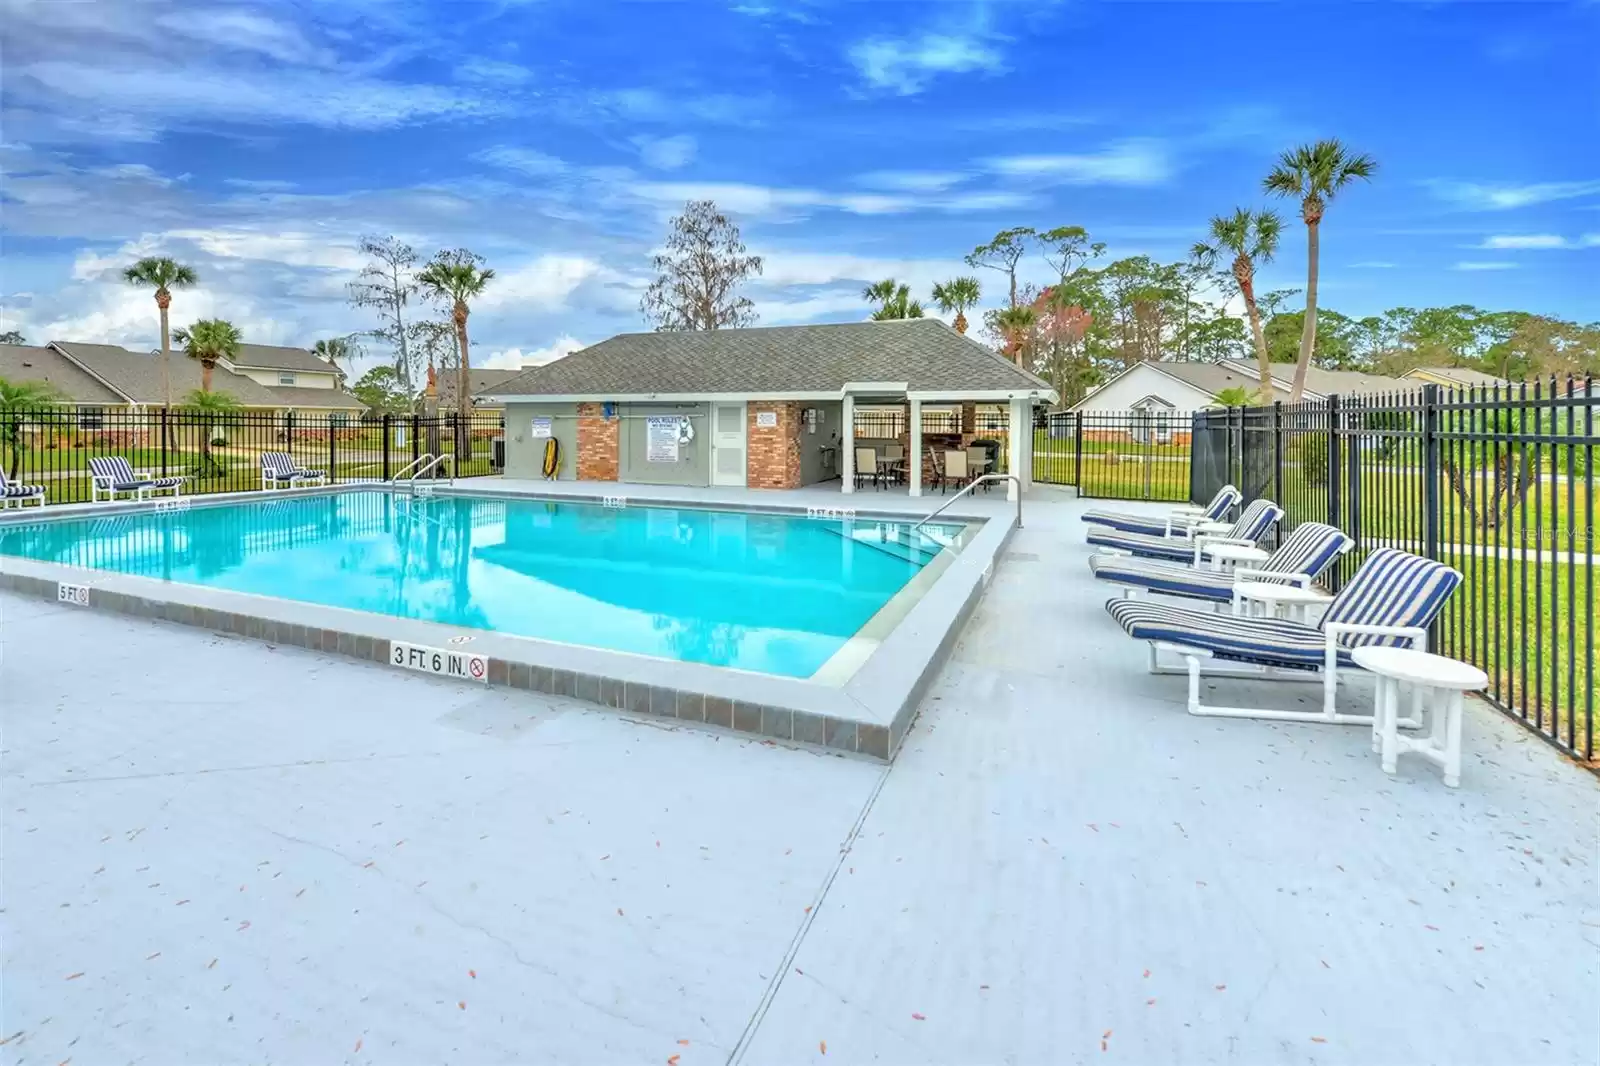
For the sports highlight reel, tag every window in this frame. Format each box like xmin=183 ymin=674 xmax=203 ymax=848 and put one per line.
xmin=278 ymin=372 xmax=297 ymax=386
xmin=78 ymin=406 xmax=105 ymax=430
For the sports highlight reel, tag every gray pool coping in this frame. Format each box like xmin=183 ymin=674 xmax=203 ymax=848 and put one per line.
xmin=0 ymin=482 xmax=1015 ymax=761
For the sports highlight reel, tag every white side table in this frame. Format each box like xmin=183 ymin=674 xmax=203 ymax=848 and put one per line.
xmin=1353 ymin=646 xmax=1488 ymax=788
xmin=1200 ymin=542 xmax=1269 ymax=572
xmin=1233 ymin=581 xmax=1332 ymax=622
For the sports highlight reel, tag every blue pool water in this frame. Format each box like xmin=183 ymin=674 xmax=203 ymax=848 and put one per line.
xmin=0 ymin=492 xmax=969 ymax=678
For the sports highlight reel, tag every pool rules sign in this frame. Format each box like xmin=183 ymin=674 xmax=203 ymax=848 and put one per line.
xmin=390 ymin=640 xmax=489 ymax=684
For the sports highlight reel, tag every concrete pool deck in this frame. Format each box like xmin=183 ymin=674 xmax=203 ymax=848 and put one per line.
xmin=2 ymin=489 xmax=1596 ymax=1064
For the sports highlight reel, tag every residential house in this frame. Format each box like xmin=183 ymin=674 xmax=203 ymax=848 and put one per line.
xmin=1402 ymin=367 xmax=1510 ymax=390
xmin=483 ymin=319 xmax=1055 ymax=499
xmin=0 ymin=341 xmax=365 ymax=422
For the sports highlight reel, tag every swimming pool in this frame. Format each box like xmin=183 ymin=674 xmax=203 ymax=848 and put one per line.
xmin=0 ymin=491 xmax=970 ymax=679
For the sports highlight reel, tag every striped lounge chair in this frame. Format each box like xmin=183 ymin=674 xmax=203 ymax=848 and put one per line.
xmin=88 ymin=456 xmax=185 ymax=502
xmin=1106 ymin=547 xmax=1463 ymax=724
xmin=1089 ymin=521 xmax=1354 ymax=606
xmin=1081 ymin=484 xmax=1242 ymax=537
xmin=0 ymin=468 xmax=46 ymax=509
xmin=261 ymin=452 xmax=327 ymax=490
xmin=1086 ymin=498 xmax=1283 ymax=564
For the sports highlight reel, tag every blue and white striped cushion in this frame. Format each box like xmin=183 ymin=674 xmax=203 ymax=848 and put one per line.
xmin=88 ymin=455 xmax=146 ymax=487
xmin=261 ymin=452 xmax=296 ymax=476
xmin=1322 ymin=548 xmax=1462 ymax=648
xmin=1263 ymin=522 xmax=1352 ymax=578
xmin=1088 ymin=555 xmax=1241 ymax=601
xmin=1106 ymin=597 xmax=1341 ymax=669
xmin=1081 ymin=485 xmax=1241 ymax=535
xmin=1086 ymin=499 xmax=1283 ymax=560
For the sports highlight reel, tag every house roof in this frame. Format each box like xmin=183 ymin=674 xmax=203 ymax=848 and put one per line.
xmin=1212 ymin=360 xmax=1413 ymax=399
xmin=0 ymin=344 xmax=127 ymax=404
xmin=265 ymin=385 xmax=366 ymax=410
xmin=484 ymin=319 xmax=1056 ymax=400
xmin=1403 ymin=366 xmax=1509 ymax=389
xmin=47 ymin=341 xmax=365 ymax=409
xmin=1143 ymin=360 xmax=1294 ymax=399
xmin=228 ymin=343 xmax=341 ymax=375
xmin=437 ymin=368 xmax=528 ymax=406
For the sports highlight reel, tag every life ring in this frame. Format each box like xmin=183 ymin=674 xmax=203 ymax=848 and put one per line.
xmin=541 ymin=437 xmax=561 ymax=479
xmin=678 ymin=417 xmax=695 ymax=445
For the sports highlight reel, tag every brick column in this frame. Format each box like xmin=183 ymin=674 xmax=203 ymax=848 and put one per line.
xmin=960 ymin=401 xmax=978 ymax=447
xmin=576 ymin=402 xmax=619 ymax=481
xmin=747 ymin=401 xmax=802 ymax=489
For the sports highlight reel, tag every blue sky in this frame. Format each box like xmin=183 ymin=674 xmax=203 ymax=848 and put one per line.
xmin=2 ymin=0 xmax=1597 ymax=375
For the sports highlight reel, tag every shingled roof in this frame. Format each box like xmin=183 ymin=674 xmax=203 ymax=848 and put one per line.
xmin=228 ymin=343 xmax=342 ymax=375
xmin=484 ymin=319 xmax=1056 ymax=400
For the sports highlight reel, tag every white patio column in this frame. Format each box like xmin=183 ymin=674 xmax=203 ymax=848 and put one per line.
xmin=1007 ymin=397 xmax=1028 ymax=502
xmin=908 ymin=397 xmax=923 ymax=497
xmin=841 ymin=392 xmax=856 ymax=494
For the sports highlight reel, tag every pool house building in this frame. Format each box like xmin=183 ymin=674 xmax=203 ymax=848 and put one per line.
xmin=484 ymin=319 xmax=1057 ymax=500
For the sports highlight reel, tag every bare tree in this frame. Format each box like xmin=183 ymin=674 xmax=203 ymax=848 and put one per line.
xmin=641 ymin=200 xmax=763 ymax=331
xmin=348 ymin=236 xmax=418 ymax=390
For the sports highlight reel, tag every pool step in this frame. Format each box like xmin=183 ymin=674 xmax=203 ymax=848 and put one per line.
xmin=818 ymin=521 xmax=945 ymax=566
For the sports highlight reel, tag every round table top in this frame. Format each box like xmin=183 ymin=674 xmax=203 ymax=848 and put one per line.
xmin=1234 ymin=581 xmax=1331 ymax=604
xmin=1203 ymin=543 xmax=1269 ymax=562
xmin=1351 ymin=646 xmax=1489 ymax=690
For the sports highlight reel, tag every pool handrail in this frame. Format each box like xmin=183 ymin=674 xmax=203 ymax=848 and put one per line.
xmin=912 ymin=473 xmax=1021 ymax=532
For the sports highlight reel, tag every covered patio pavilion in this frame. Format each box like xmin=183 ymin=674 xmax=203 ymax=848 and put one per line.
xmin=840 ymin=388 xmax=1043 ymax=500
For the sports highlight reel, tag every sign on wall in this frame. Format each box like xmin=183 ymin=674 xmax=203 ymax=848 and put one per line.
xmin=530 ymin=417 xmax=552 ymax=439
xmin=645 ymin=416 xmax=680 ymax=462
xmin=755 ymin=410 xmax=778 ymax=428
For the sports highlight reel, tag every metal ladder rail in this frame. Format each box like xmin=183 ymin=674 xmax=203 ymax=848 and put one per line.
xmin=390 ymin=453 xmax=434 ymax=483
xmin=911 ymin=473 xmax=1022 ymax=532
xmin=407 ymin=453 xmax=455 ymax=488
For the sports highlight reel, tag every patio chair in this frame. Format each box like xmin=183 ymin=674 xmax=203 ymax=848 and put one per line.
xmin=1089 ymin=521 xmax=1354 ymax=606
xmin=853 ymin=447 xmax=885 ymax=491
xmin=965 ymin=446 xmax=992 ymax=491
xmin=1087 ymin=498 xmax=1283 ymax=564
xmin=1082 ymin=484 xmax=1241 ymax=537
xmin=88 ymin=456 xmax=185 ymax=503
xmin=940 ymin=450 xmax=971 ymax=494
xmin=261 ymin=451 xmax=328 ymax=490
xmin=880 ymin=443 xmax=906 ymax=485
xmin=1106 ymin=547 xmax=1463 ymax=724
xmin=0 ymin=468 xmax=46 ymax=509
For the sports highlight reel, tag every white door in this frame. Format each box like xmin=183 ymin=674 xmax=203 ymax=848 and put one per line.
xmin=711 ymin=402 xmax=747 ymax=486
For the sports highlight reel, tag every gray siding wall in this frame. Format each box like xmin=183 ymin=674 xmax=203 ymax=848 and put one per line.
xmin=618 ymin=402 xmax=710 ymax=486
xmin=504 ymin=402 xmax=579 ymax=480
xmin=798 ymin=401 xmax=843 ymax=486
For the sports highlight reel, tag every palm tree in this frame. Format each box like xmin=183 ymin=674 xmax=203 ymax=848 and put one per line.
xmin=0 ymin=377 xmax=64 ymax=479
xmin=1263 ymin=139 xmax=1377 ymax=402
xmin=930 ymin=277 xmax=982 ymax=334
xmin=415 ymin=250 xmax=495 ymax=440
xmin=993 ymin=304 xmax=1037 ymax=368
xmin=312 ymin=336 xmax=358 ymax=379
xmin=181 ymin=388 xmax=241 ymax=480
xmin=175 ymin=318 xmax=243 ymax=393
xmin=862 ymin=279 xmax=924 ymax=321
xmin=1209 ymin=386 xmax=1259 ymax=408
xmin=122 ymin=257 xmax=199 ymax=409
xmin=1192 ymin=208 xmax=1284 ymax=405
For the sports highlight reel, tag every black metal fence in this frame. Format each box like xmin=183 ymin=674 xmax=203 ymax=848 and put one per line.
xmin=1033 ymin=410 xmax=1194 ymax=500
xmin=0 ymin=407 xmax=506 ymax=505
xmin=1192 ymin=378 xmax=1597 ymax=764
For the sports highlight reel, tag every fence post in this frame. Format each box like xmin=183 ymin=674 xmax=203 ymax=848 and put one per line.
xmin=328 ymin=415 xmax=338 ymax=485
xmin=1422 ymin=382 xmax=1440 ymax=561
xmin=160 ymin=406 xmax=169 ymax=479
xmin=1272 ymin=401 xmax=1284 ymax=506
xmin=411 ymin=414 xmax=420 ymax=469
xmin=382 ymin=413 xmax=391 ymax=481
xmin=1326 ymin=394 xmax=1342 ymax=529
xmin=1072 ymin=412 xmax=1083 ymax=490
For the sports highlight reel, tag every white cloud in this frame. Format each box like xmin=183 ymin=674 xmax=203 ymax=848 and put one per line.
xmin=986 ymin=139 xmax=1172 ymax=186
xmin=457 ymin=58 xmax=535 ymax=85
xmin=1586 ymin=234 xmax=1600 ymax=247
xmin=475 ymin=146 xmax=572 ymax=177
xmin=224 ymin=178 xmax=298 ymax=192
xmin=1452 ymin=261 xmax=1519 ymax=271
xmin=757 ymin=250 xmax=968 ymax=289
xmin=596 ymin=88 xmax=765 ymax=126
xmin=1479 ymin=234 xmax=1569 ymax=250
xmin=1427 ymin=179 xmax=1600 ymax=211
xmin=855 ymin=170 xmax=970 ymax=192
xmin=482 ymin=335 xmax=584 ymax=369
xmin=18 ymin=60 xmax=493 ymax=131
xmin=848 ymin=33 xmax=1004 ymax=95
xmin=631 ymin=134 xmax=698 ymax=171
xmin=89 ymin=163 xmax=186 ymax=186
xmin=475 ymin=256 xmax=618 ymax=312
xmin=1350 ymin=261 xmax=1397 ymax=268
xmin=154 ymin=8 xmax=337 ymax=66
